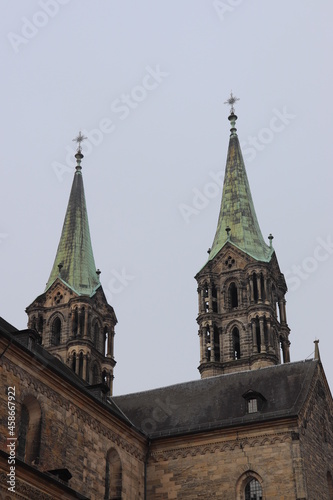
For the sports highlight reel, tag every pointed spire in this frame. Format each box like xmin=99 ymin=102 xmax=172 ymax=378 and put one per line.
xmin=45 ymin=140 xmax=100 ymax=295
xmin=209 ymin=98 xmax=273 ymax=262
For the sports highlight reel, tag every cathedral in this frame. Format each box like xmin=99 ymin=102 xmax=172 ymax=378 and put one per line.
xmin=0 ymin=100 xmax=332 ymax=499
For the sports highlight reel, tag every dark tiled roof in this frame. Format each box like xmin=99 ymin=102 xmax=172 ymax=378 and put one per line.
xmin=0 ymin=324 xmax=131 ymax=426
xmin=113 ymin=360 xmax=317 ymax=438
xmin=0 ymin=317 xmax=18 ymax=333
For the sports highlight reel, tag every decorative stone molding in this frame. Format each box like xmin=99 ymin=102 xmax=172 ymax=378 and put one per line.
xmin=150 ymin=431 xmax=292 ymax=462
xmin=0 ymin=473 xmax=53 ymax=500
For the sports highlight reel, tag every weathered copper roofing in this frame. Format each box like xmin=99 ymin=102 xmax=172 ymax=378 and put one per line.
xmin=45 ymin=153 xmax=100 ymax=296
xmin=209 ymin=113 xmax=273 ymax=262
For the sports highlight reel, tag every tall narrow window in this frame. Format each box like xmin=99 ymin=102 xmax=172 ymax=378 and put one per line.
xmin=73 ymin=309 xmax=78 ymax=337
xmin=79 ymin=307 xmax=85 ymax=337
xmin=72 ymin=352 xmax=76 ymax=373
xmin=214 ymin=325 xmax=220 ymax=361
xmin=232 ymin=327 xmax=240 ymax=359
xmin=17 ymin=396 xmax=41 ymax=465
xmin=229 ymin=283 xmax=238 ymax=308
xmin=205 ymin=326 xmax=211 ymax=361
xmin=253 ymin=273 xmax=258 ymax=302
xmin=245 ymin=478 xmax=263 ymax=500
xmin=51 ymin=317 xmax=61 ymax=346
xmin=105 ymin=449 xmax=122 ymax=500
xmin=94 ymin=323 xmax=100 ymax=351
xmin=79 ymin=352 xmax=84 ymax=378
xmin=212 ymin=283 xmax=218 ymax=311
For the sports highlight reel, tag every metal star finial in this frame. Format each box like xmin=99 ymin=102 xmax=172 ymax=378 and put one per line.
xmin=72 ymin=131 xmax=87 ymax=153
xmin=224 ymin=92 xmax=240 ymax=114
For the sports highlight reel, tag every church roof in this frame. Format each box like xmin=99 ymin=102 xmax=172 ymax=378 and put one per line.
xmin=45 ymin=151 xmax=100 ymax=296
xmin=113 ymin=360 xmax=318 ymax=438
xmin=208 ymin=112 xmax=273 ymax=263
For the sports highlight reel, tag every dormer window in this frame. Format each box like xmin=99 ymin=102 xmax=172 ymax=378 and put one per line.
xmin=247 ymin=398 xmax=258 ymax=413
xmin=243 ymin=390 xmax=266 ymax=414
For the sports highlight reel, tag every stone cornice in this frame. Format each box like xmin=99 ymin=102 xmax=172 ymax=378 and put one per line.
xmin=149 ymin=430 xmax=293 ymax=462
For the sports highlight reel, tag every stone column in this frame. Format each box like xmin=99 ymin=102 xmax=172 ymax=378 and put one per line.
xmin=259 ymin=317 xmax=266 ymax=352
xmin=208 ymin=285 xmax=212 ymax=312
xmin=267 ymin=318 xmax=272 ymax=351
xmin=249 ymin=278 xmax=254 ymax=303
xmin=83 ymin=309 xmax=89 ymax=337
xmin=82 ymin=354 xmax=87 ymax=381
xmin=252 ymin=321 xmax=258 ymax=353
xmin=202 ymin=326 xmax=207 ymax=361
xmin=75 ymin=353 xmax=79 ymax=375
xmin=278 ymin=299 xmax=286 ymax=324
xmin=257 ymin=275 xmax=262 ymax=302
xmin=77 ymin=308 xmax=82 ymax=337
xmin=263 ymin=276 xmax=269 ymax=304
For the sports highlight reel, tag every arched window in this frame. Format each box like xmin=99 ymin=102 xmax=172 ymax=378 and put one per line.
xmin=245 ymin=478 xmax=263 ymax=500
xmin=232 ymin=327 xmax=240 ymax=359
xmin=229 ymin=283 xmax=238 ymax=308
xmin=72 ymin=352 xmax=76 ymax=373
xmin=327 ymin=471 xmax=333 ymax=500
xmin=79 ymin=352 xmax=84 ymax=378
xmin=17 ymin=396 xmax=41 ymax=465
xmin=51 ymin=317 xmax=61 ymax=346
xmin=105 ymin=448 xmax=122 ymax=500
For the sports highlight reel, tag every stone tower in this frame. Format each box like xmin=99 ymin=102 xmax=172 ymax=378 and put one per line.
xmin=26 ymin=142 xmax=117 ymax=394
xmin=195 ymin=102 xmax=290 ymax=379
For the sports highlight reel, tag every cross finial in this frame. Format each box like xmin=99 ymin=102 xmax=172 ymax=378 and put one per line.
xmin=224 ymin=92 xmax=240 ymax=114
xmin=72 ymin=131 xmax=87 ymax=153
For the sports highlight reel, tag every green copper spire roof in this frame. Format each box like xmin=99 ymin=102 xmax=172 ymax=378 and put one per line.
xmin=209 ymin=110 xmax=273 ymax=262
xmin=45 ymin=149 xmax=100 ymax=295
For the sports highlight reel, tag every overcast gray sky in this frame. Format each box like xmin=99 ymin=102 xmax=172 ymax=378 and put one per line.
xmin=1 ymin=1 xmax=333 ymax=396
